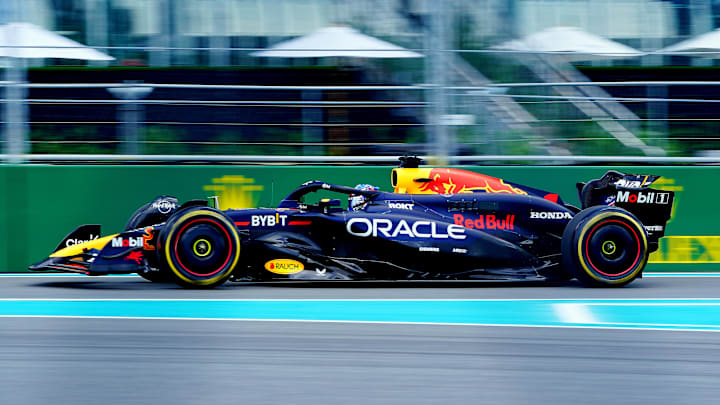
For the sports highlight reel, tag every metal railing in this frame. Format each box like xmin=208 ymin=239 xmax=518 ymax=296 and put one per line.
xmin=4 ymin=153 xmax=720 ymax=165
xmin=5 ymin=80 xmax=720 ymax=164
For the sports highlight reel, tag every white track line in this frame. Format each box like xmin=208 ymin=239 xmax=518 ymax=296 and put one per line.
xmin=553 ymin=303 xmax=598 ymax=324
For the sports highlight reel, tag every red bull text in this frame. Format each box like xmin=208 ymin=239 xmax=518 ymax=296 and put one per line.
xmin=453 ymin=214 xmax=515 ymax=230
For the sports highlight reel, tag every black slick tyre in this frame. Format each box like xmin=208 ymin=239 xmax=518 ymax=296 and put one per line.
xmin=159 ymin=207 xmax=240 ymax=288
xmin=561 ymin=206 xmax=648 ymax=287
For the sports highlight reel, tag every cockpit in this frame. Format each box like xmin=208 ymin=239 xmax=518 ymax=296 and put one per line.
xmin=278 ymin=181 xmax=381 ymax=213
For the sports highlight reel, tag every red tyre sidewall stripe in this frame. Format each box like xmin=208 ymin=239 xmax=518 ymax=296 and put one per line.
xmin=584 ymin=219 xmax=641 ymax=277
xmin=173 ymin=218 xmax=233 ymax=277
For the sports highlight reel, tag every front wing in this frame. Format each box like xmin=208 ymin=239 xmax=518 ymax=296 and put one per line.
xmin=29 ymin=226 xmax=158 ymax=275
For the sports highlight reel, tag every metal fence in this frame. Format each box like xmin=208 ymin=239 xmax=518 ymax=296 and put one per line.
xmin=5 ymin=0 xmax=720 ymax=164
xmin=5 ymin=78 xmax=720 ymax=164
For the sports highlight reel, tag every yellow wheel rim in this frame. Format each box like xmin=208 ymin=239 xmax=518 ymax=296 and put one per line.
xmin=192 ymin=238 xmax=212 ymax=257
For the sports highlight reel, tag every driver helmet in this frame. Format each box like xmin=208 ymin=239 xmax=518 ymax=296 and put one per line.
xmin=349 ymin=184 xmax=379 ymax=211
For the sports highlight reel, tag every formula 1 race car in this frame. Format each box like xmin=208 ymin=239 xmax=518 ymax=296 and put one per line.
xmin=30 ymin=157 xmax=675 ymax=288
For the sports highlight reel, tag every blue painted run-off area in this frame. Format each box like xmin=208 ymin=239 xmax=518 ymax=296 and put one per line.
xmin=1 ymin=299 xmax=720 ymax=331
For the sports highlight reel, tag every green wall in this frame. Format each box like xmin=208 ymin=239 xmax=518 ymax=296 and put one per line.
xmin=0 ymin=165 xmax=713 ymax=272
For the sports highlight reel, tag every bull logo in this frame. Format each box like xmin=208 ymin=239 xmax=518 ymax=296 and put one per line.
xmin=417 ymin=168 xmax=527 ymax=195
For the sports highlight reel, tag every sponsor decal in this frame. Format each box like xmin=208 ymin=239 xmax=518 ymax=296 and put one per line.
xmin=251 ymin=214 xmax=288 ymax=227
xmin=453 ymin=214 xmax=515 ymax=230
xmin=388 ymin=202 xmax=414 ymax=210
xmin=419 ymin=247 xmax=440 ymax=252
xmin=315 ymin=268 xmax=327 ymax=276
xmin=264 ymin=259 xmax=305 ymax=275
xmin=111 ymin=236 xmax=143 ymax=248
xmin=613 ymin=179 xmax=644 ymax=188
xmin=616 ymin=191 xmax=670 ymax=204
xmin=347 ymin=218 xmax=467 ymax=240
xmin=65 ymin=234 xmax=99 ymax=247
xmin=530 ymin=211 xmax=572 ymax=220
xmin=152 ymin=199 xmax=176 ymax=214
xmin=605 ymin=195 xmax=616 ymax=205
xmin=645 ymin=225 xmax=664 ymax=232
xmin=452 ymin=248 xmax=467 ymax=254
xmin=143 ymin=227 xmax=155 ymax=250
xmin=126 ymin=251 xmax=144 ymax=265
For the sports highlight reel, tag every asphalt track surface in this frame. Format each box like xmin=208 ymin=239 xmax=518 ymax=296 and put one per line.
xmin=1 ymin=274 xmax=720 ymax=404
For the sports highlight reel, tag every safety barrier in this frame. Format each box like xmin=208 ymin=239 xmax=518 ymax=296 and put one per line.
xmin=0 ymin=165 xmax=711 ymax=272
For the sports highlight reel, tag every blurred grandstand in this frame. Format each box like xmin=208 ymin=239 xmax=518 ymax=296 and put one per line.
xmin=3 ymin=0 xmax=720 ymax=164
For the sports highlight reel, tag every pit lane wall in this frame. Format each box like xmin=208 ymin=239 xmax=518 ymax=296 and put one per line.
xmin=0 ymin=165 xmax=712 ymax=272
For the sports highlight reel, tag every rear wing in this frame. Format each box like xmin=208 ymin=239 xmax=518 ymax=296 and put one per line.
xmin=578 ymin=171 xmax=674 ymax=252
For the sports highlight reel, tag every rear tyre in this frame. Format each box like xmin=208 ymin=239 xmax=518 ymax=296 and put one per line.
xmin=562 ymin=206 xmax=648 ymax=287
xmin=159 ymin=207 xmax=240 ymax=288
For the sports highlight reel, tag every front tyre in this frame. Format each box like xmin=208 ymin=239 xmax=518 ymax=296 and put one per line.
xmin=562 ymin=206 xmax=648 ymax=287
xmin=160 ymin=207 xmax=240 ymax=288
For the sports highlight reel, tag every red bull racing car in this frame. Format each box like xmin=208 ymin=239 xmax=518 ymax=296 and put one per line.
xmin=30 ymin=157 xmax=674 ymax=288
